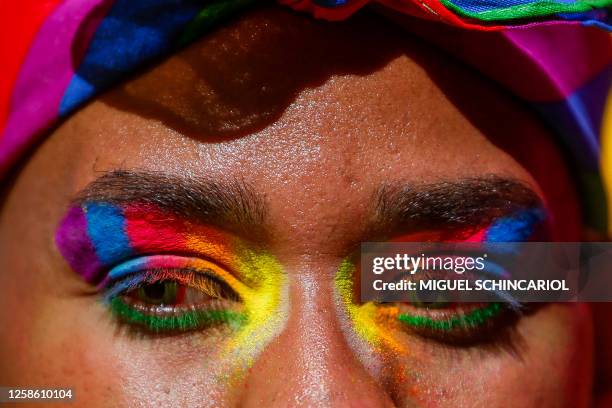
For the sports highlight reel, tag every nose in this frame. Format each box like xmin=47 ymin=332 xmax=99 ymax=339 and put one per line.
xmin=238 ymin=265 xmax=396 ymax=407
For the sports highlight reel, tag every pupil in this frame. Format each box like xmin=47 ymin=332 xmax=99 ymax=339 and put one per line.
xmin=143 ymin=282 xmax=168 ymax=303
xmin=135 ymin=281 xmax=180 ymax=305
xmin=138 ymin=281 xmax=177 ymax=305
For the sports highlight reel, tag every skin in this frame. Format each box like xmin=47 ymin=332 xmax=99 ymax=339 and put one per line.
xmin=0 ymin=5 xmax=598 ymax=407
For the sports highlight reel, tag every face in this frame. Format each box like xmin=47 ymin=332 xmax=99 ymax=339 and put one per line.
xmin=0 ymin=5 xmax=592 ymax=407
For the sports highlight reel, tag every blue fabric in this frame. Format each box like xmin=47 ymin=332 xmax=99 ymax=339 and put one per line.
xmin=533 ymin=66 xmax=612 ymax=171
xmin=59 ymin=0 xmax=205 ymax=116
xmin=313 ymin=0 xmax=350 ymax=6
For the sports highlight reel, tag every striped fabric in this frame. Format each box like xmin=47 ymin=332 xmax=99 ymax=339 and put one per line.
xmin=281 ymin=0 xmax=611 ymax=28
xmin=0 ymin=0 xmax=611 ymax=232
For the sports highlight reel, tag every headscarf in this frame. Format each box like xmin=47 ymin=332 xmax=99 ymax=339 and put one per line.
xmin=1 ymin=0 xmax=610 ymax=232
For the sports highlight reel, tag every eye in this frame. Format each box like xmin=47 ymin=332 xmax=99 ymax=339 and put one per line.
xmin=126 ymin=273 xmax=240 ymax=307
xmin=377 ymin=255 xmax=522 ymax=344
xmin=102 ymin=256 xmax=248 ymax=334
xmin=385 ymin=274 xmax=516 ymax=344
xmin=135 ymin=281 xmax=181 ymax=305
xmin=391 ymin=302 xmax=520 ymax=344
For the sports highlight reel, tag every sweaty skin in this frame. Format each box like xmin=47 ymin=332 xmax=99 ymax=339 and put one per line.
xmin=0 ymin=5 xmax=594 ymax=407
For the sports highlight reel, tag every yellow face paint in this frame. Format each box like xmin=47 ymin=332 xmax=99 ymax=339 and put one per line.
xmin=223 ymin=244 xmax=288 ymax=369
xmin=58 ymin=200 xmax=289 ymax=387
xmin=182 ymin=231 xmax=289 ymax=377
xmin=335 ymin=258 xmax=405 ymax=354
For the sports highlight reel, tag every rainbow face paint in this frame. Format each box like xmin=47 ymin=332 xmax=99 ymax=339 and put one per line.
xmin=55 ymin=200 xmax=287 ymax=372
xmin=396 ymin=303 xmax=503 ymax=332
xmin=332 ymin=206 xmax=549 ymax=397
xmin=464 ymin=207 xmax=548 ymax=243
xmin=335 ymin=206 xmax=549 ymax=350
xmin=392 ymin=207 xmax=548 ymax=330
xmin=102 ymin=255 xmax=248 ymax=332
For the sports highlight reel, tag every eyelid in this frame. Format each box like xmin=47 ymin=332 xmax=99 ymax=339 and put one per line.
xmin=100 ymin=255 xmax=252 ymax=300
xmin=109 ymin=296 xmax=247 ymax=333
xmin=396 ymin=303 xmax=503 ymax=333
xmin=392 ymin=302 xmax=520 ymax=344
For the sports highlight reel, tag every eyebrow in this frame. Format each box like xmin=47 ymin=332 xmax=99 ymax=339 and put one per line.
xmin=74 ymin=170 xmax=267 ymax=237
xmin=373 ymin=176 xmax=545 ymax=237
xmin=74 ymin=172 xmax=544 ymax=242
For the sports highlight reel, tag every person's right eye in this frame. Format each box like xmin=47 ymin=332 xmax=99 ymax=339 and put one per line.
xmin=102 ymin=255 xmax=247 ymax=334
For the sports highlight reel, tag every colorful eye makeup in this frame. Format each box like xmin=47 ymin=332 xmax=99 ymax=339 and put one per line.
xmin=375 ymin=302 xmax=516 ymax=344
xmin=336 ymin=206 xmax=549 ymax=351
xmin=56 ymin=193 xmax=548 ymax=381
xmin=56 ymin=200 xmax=288 ymax=371
xmin=396 ymin=302 xmax=503 ymax=332
xmin=102 ymin=255 xmax=248 ymax=332
xmin=464 ymin=207 xmax=547 ymax=243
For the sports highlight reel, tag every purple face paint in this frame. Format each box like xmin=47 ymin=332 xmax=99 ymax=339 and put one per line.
xmin=55 ymin=205 xmax=103 ymax=283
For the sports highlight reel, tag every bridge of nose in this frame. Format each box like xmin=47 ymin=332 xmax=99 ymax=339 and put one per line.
xmin=236 ymin=264 xmax=398 ymax=407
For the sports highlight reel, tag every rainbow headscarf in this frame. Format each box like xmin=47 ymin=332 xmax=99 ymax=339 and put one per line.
xmin=1 ymin=0 xmax=611 ymax=232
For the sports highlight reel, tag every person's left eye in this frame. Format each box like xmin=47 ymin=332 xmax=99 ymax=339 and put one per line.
xmin=387 ymin=301 xmax=521 ymax=345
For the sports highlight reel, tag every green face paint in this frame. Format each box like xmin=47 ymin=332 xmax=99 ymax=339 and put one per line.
xmin=335 ymin=257 xmax=510 ymax=349
xmin=397 ymin=303 xmax=503 ymax=332
xmin=109 ymin=297 xmax=247 ymax=332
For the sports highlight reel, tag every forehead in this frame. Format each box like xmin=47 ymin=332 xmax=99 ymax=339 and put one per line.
xmin=75 ymin=6 xmax=540 ymax=178
xmin=32 ymin=5 xmax=578 ymax=245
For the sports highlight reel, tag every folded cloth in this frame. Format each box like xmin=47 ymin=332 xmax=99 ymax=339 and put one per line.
xmin=281 ymin=0 xmax=612 ymax=29
xmin=0 ymin=0 xmax=610 ymax=232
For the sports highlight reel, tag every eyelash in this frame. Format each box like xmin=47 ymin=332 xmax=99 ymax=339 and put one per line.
xmin=101 ymin=258 xmax=247 ymax=334
xmin=397 ymin=302 xmax=504 ymax=331
xmin=373 ymin=264 xmax=525 ymax=344
xmin=375 ymin=210 xmax=546 ymax=344
xmin=392 ymin=302 xmax=522 ymax=344
xmin=346 ymin=252 xmax=528 ymax=346
xmin=108 ymin=296 xmax=245 ymax=333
